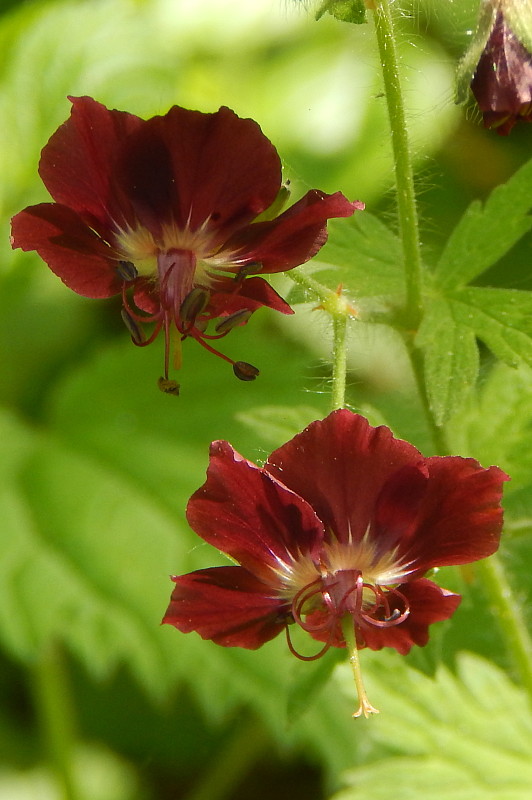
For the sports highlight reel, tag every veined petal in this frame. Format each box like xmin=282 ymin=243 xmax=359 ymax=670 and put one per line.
xmin=11 ymin=203 xmax=121 ymax=298
xmin=115 ymin=106 xmax=281 ymax=241
xmin=162 ymin=566 xmax=288 ymax=649
xmin=266 ymin=410 xmax=422 ymax=545
xmin=39 ymin=96 xmax=141 ymax=224
xmin=186 ymin=440 xmax=325 ymax=583
xmin=396 ymin=456 xmax=509 ymax=570
xmin=208 ymin=276 xmax=294 ymax=316
xmin=224 ymin=191 xmax=364 ymax=273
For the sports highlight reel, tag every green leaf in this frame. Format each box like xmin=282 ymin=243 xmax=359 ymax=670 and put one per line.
xmin=434 ymin=158 xmax=532 ymax=290
xmin=448 ymin=362 xmax=532 ymax=483
xmin=416 ymin=295 xmax=479 ymax=425
xmin=332 ymin=651 xmax=532 ymax=800
xmin=313 ymin=212 xmax=405 ymax=298
xmin=235 ymin=405 xmax=323 ymax=449
xmin=286 ymin=647 xmax=344 ymax=723
xmin=416 ymin=287 xmax=532 ymax=425
xmin=316 ymin=0 xmax=367 ymax=24
xmin=450 ymin=287 xmax=532 ymax=368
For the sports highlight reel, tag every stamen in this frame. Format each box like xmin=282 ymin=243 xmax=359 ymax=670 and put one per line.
xmin=359 ymin=585 xmax=410 ymax=628
xmin=116 ymin=260 xmax=138 ymax=281
xmin=215 ymin=309 xmax=253 ymax=335
xmin=179 ymin=287 xmax=210 ymax=326
xmin=285 ymin=625 xmax=332 ymax=662
xmin=340 ymin=615 xmax=379 ymax=719
xmin=120 ymin=308 xmax=146 ymax=344
xmin=234 ymin=262 xmax=261 ymax=282
xmin=158 ymin=377 xmax=180 ymax=396
xmin=233 ymin=361 xmax=259 ymax=381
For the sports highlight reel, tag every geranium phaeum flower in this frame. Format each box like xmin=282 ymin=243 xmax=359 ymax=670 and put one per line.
xmin=10 ymin=97 xmax=363 ymax=391
xmin=163 ymin=410 xmax=508 ymax=717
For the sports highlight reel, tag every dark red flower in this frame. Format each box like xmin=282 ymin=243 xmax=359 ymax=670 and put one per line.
xmin=470 ymin=6 xmax=532 ymax=135
xmin=163 ymin=410 xmax=508 ymax=716
xmin=11 ymin=97 xmax=363 ymax=389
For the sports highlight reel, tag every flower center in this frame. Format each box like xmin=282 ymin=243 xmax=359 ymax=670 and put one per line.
xmin=112 ymin=222 xmax=259 ymax=387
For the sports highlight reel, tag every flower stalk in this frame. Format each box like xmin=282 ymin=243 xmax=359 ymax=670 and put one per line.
xmin=371 ymin=0 xmax=423 ymax=329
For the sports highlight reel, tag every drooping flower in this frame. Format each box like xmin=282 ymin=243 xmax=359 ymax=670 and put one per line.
xmin=457 ymin=0 xmax=532 ymax=135
xmin=11 ymin=97 xmax=363 ymax=391
xmin=163 ymin=410 xmax=508 ymax=717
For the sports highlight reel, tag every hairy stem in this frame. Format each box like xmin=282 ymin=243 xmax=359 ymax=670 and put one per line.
xmin=287 ymin=268 xmax=353 ymax=410
xmin=371 ymin=0 xmax=423 ymax=328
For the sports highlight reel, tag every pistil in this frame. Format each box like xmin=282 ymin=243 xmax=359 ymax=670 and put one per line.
xmin=340 ymin=614 xmax=379 ymax=719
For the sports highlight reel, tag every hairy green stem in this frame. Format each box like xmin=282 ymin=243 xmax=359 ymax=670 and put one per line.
xmin=369 ymin=1 xmax=532 ymax=701
xmin=371 ymin=0 xmax=423 ymax=328
xmin=331 ymin=313 xmax=348 ymax=411
xmin=287 ymin=268 xmax=352 ymax=410
xmin=32 ymin=644 xmax=80 ymax=800
xmin=476 ymin=555 xmax=532 ymax=699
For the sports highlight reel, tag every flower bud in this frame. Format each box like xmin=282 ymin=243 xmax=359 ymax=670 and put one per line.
xmin=457 ymin=0 xmax=532 ymax=135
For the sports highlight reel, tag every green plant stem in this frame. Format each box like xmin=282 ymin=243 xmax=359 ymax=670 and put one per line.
xmin=476 ymin=555 xmax=532 ymax=699
xmin=32 ymin=644 xmax=80 ymax=800
xmin=287 ymin=268 xmax=352 ymax=410
xmin=182 ymin=718 xmax=269 ymax=800
xmin=371 ymin=0 xmax=423 ymax=329
xmin=331 ymin=313 xmax=348 ymax=410
xmin=369 ymin=1 xmax=532 ymax=703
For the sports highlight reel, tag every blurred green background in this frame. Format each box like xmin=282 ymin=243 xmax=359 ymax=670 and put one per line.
xmin=1 ymin=1 xmax=531 ymax=799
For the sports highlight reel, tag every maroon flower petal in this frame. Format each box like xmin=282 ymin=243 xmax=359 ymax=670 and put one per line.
xmin=11 ymin=203 xmax=121 ymax=298
xmin=224 ymin=191 xmax=364 ymax=273
xmin=358 ymin=579 xmax=462 ymax=654
xmin=371 ymin=464 xmax=429 ymax=560
xmin=186 ymin=440 xmax=325 ymax=583
xmin=39 ymin=96 xmax=141 ymax=224
xmin=162 ymin=566 xmax=288 ymax=649
xmin=265 ymin=410 xmax=422 ymax=545
xmin=115 ymin=106 xmax=281 ymax=241
xmin=396 ymin=456 xmax=508 ymax=571
xmin=208 ymin=276 xmax=293 ymax=316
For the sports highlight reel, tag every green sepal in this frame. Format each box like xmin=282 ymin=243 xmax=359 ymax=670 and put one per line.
xmin=456 ymin=0 xmax=497 ymax=104
xmin=504 ymin=0 xmax=532 ymax=55
xmin=316 ymin=0 xmax=367 ymax=25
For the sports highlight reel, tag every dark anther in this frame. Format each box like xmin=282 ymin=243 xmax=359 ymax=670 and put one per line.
xmin=157 ymin=377 xmax=180 ymax=396
xmin=120 ymin=308 xmax=145 ymax=344
xmin=233 ymin=361 xmax=259 ymax=381
xmin=116 ymin=260 xmax=138 ymax=281
xmin=215 ymin=309 xmax=252 ymax=334
xmin=235 ymin=262 xmax=261 ymax=281
xmin=179 ymin=287 xmax=210 ymax=323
